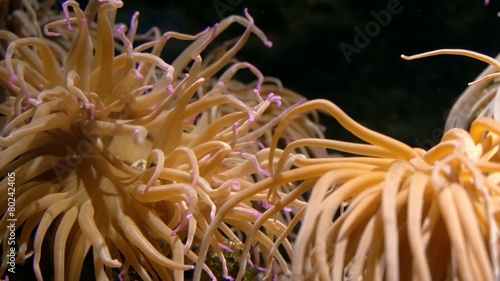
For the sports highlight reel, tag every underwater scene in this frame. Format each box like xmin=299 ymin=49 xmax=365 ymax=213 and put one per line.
xmin=1 ymin=0 xmax=500 ymax=280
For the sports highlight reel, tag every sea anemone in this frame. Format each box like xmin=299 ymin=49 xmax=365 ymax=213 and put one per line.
xmin=194 ymin=51 xmax=500 ymax=280
xmin=0 ymin=1 xmax=322 ymax=280
xmin=195 ymin=97 xmax=500 ymax=281
xmin=287 ymin=112 xmax=500 ymax=281
xmin=401 ymin=49 xmax=500 ymax=132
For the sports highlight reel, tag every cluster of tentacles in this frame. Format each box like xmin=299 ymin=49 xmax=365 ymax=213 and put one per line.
xmin=195 ymin=100 xmax=500 ymax=281
xmin=0 ymin=1 xmax=323 ymax=280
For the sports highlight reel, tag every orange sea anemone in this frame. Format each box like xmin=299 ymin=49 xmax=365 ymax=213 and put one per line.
xmin=195 ymin=97 xmax=500 ymax=281
xmin=194 ymin=51 xmax=500 ymax=280
xmin=0 ymin=1 xmax=322 ymax=280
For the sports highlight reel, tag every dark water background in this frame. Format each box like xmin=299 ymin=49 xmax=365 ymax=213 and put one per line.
xmin=116 ymin=0 xmax=500 ymax=149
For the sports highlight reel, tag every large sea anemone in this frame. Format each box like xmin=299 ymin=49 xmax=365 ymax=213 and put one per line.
xmin=0 ymin=1 xmax=322 ymax=280
xmin=193 ymin=52 xmax=500 ymax=280
xmin=195 ymin=101 xmax=500 ymax=281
